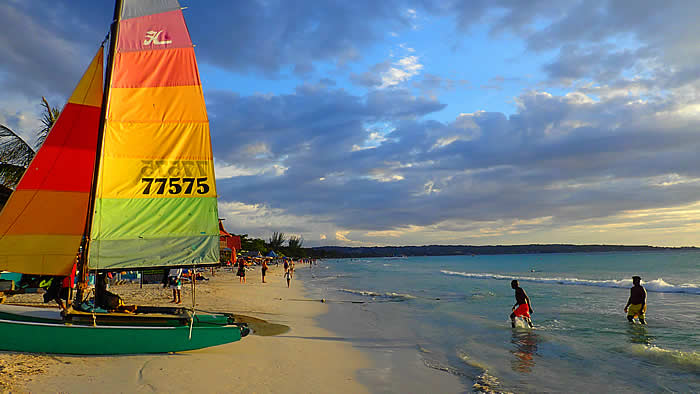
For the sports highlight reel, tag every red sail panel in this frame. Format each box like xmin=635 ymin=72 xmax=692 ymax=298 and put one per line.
xmin=17 ymin=104 xmax=100 ymax=192
xmin=116 ymin=9 xmax=191 ymax=52
xmin=112 ymin=48 xmax=200 ymax=88
xmin=0 ymin=48 xmax=103 ymax=276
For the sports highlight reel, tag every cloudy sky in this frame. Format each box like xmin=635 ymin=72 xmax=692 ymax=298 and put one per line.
xmin=2 ymin=0 xmax=700 ymax=247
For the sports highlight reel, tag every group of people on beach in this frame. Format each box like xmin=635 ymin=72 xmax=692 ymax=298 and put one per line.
xmin=233 ymin=257 xmax=317 ymax=287
xmin=158 ymin=258 xmax=315 ymax=306
xmin=510 ymin=275 xmax=647 ymax=328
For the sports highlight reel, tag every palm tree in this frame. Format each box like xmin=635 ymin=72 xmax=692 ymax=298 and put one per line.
xmin=35 ymin=97 xmax=60 ymax=149
xmin=0 ymin=125 xmax=35 ymax=189
xmin=0 ymin=97 xmax=59 ymax=189
xmin=268 ymin=231 xmax=286 ymax=250
xmin=287 ymin=235 xmax=303 ymax=249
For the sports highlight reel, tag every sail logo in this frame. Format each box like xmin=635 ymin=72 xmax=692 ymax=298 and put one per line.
xmin=143 ymin=30 xmax=172 ymax=46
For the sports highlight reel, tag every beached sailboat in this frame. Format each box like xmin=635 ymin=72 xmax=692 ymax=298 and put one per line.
xmin=0 ymin=0 xmax=249 ymax=354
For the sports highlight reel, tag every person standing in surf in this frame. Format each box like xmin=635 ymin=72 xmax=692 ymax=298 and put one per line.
xmin=624 ymin=275 xmax=647 ymax=324
xmin=510 ymin=280 xmax=534 ymax=328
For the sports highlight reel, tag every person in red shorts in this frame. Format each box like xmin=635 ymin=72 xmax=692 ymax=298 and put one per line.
xmin=510 ymin=280 xmax=534 ymax=328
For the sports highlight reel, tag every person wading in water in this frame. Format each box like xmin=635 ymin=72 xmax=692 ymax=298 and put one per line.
xmin=624 ymin=275 xmax=647 ymax=324
xmin=510 ymin=280 xmax=534 ymax=328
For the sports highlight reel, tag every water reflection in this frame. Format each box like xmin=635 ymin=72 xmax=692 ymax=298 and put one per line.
xmin=510 ymin=330 xmax=539 ymax=373
xmin=626 ymin=324 xmax=655 ymax=346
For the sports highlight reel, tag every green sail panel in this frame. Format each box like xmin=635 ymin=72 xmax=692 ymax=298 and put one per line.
xmin=89 ymin=0 xmax=219 ymax=270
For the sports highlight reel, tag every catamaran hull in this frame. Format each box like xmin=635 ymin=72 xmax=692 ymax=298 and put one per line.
xmin=0 ymin=318 xmax=247 ymax=355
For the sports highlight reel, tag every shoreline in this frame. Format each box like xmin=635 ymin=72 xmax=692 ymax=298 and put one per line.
xmin=299 ymin=265 xmax=468 ymax=393
xmin=1 ymin=265 xmax=372 ymax=393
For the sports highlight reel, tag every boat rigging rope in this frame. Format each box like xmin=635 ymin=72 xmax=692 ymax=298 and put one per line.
xmin=188 ymin=265 xmax=196 ymax=340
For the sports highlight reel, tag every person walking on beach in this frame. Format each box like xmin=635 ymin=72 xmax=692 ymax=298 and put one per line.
xmin=261 ymin=259 xmax=268 ymax=283
xmin=284 ymin=269 xmax=291 ymax=288
xmin=624 ymin=275 xmax=647 ymax=324
xmin=237 ymin=261 xmax=246 ymax=284
xmin=168 ymin=268 xmax=183 ymax=304
xmin=510 ymin=280 xmax=534 ymax=328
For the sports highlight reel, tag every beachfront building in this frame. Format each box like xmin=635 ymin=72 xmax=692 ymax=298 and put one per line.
xmin=218 ymin=219 xmax=241 ymax=265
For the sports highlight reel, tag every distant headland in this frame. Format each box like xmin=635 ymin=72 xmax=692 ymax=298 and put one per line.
xmin=309 ymin=244 xmax=698 ymax=258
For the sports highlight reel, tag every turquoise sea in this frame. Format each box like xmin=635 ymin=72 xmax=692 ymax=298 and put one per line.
xmin=299 ymin=252 xmax=700 ymax=393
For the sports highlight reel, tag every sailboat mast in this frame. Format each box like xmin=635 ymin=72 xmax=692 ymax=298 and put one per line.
xmin=75 ymin=0 xmax=124 ymax=304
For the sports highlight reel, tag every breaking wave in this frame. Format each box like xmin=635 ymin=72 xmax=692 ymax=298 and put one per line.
xmin=440 ymin=271 xmax=700 ymax=294
xmin=338 ymin=288 xmax=416 ymax=300
xmin=622 ymin=344 xmax=700 ymax=372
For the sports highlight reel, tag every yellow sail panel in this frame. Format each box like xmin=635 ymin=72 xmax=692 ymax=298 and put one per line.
xmin=103 ymin=122 xmax=211 ymax=160
xmin=67 ymin=49 xmax=105 ymax=107
xmin=97 ymin=158 xmax=216 ymax=199
xmin=107 ymin=86 xmax=208 ymax=123
xmin=0 ymin=235 xmax=82 ymax=276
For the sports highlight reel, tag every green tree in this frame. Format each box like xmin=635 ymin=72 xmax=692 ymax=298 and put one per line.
xmin=0 ymin=124 xmax=34 ymax=189
xmin=268 ymin=231 xmax=286 ymax=250
xmin=286 ymin=235 xmax=306 ymax=257
xmin=287 ymin=235 xmax=303 ymax=249
xmin=0 ymin=98 xmax=60 ymax=189
xmin=250 ymin=238 xmax=268 ymax=254
xmin=35 ymin=97 xmax=61 ymax=149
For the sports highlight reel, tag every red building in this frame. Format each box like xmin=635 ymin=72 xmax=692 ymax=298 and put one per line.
xmin=218 ymin=219 xmax=241 ymax=264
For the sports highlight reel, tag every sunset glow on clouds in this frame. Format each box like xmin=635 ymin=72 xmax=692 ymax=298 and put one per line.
xmin=2 ymin=1 xmax=700 ymax=247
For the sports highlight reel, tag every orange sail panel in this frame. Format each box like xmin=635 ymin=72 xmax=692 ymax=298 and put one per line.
xmin=0 ymin=48 xmax=103 ymax=276
xmin=89 ymin=0 xmax=219 ymax=270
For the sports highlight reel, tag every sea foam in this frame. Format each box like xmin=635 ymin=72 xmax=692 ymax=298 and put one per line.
xmin=440 ymin=271 xmax=700 ymax=294
xmin=338 ymin=288 xmax=416 ymax=300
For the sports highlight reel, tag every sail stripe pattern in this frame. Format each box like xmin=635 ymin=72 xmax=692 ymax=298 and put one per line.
xmin=112 ymin=48 xmax=200 ymax=88
xmin=89 ymin=0 xmax=219 ymax=269
xmin=0 ymin=49 xmax=103 ymax=275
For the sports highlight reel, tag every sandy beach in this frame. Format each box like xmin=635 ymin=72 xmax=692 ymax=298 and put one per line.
xmin=0 ymin=265 xmax=371 ymax=393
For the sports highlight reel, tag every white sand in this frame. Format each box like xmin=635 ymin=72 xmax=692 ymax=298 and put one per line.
xmin=1 ymin=266 xmax=371 ymax=393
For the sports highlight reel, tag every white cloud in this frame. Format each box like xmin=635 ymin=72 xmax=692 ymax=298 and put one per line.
xmin=379 ymin=55 xmax=423 ymax=88
xmin=215 ymin=162 xmax=288 ymax=179
xmin=0 ymin=96 xmax=48 ymax=146
xmin=399 ymin=43 xmax=415 ymax=53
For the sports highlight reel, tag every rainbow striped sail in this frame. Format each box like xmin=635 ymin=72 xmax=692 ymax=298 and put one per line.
xmin=89 ymin=0 xmax=219 ymax=270
xmin=0 ymin=1 xmax=249 ymax=356
xmin=0 ymin=0 xmax=219 ymax=275
xmin=0 ymin=49 xmax=103 ymax=276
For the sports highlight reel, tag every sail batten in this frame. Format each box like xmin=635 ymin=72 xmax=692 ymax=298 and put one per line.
xmin=89 ymin=0 xmax=219 ymax=270
xmin=0 ymin=48 xmax=104 ymax=276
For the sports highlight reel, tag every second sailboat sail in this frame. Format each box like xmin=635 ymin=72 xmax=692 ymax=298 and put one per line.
xmin=89 ymin=0 xmax=219 ymax=270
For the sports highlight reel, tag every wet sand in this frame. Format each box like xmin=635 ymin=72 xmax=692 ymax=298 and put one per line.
xmin=0 ymin=265 xmax=371 ymax=393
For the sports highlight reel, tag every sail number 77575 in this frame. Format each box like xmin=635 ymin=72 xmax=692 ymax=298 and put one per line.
xmin=141 ymin=177 xmax=210 ymax=195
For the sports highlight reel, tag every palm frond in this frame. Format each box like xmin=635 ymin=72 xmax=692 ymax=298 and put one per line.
xmin=0 ymin=163 xmax=29 ymax=189
xmin=35 ymin=97 xmax=61 ymax=149
xmin=288 ymin=235 xmax=304 ymax=249
xmin=0 ymin=124 xmax=35 ymax=189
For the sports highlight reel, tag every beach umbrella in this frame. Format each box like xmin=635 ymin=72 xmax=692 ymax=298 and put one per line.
xmin=266 ymin=250 xmax=277 ymax=258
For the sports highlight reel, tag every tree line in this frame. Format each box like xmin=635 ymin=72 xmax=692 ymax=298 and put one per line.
xmin=307 ymin=244 xmax=698 ymax=258
xmin=234 ymin=231 xmax=308 ymax=258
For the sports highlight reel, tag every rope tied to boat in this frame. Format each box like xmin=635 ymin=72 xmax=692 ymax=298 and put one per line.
xmin=188 ymin=264 xmax=196 ymax=340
